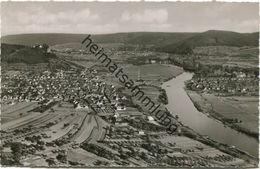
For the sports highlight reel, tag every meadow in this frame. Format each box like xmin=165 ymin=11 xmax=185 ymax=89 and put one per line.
xmin=186 ymin=90 xmax=258 ymax=137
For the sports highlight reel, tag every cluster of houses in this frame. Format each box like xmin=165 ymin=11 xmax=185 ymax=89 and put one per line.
xmin=187 ymin=71 xmax=258 ymax=95
xmin=1 ymin=69 xmax=127 ymax=112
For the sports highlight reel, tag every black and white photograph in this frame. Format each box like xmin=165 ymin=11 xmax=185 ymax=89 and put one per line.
xmin=0 ymin=1 xmax=259 ymax=168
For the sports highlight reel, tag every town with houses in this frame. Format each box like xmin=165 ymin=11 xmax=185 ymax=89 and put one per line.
xmin=1 ymin=39 xmax=258 ymax=167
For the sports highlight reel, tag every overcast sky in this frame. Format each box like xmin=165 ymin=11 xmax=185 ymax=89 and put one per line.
xmin=1 ymin=2 xmax=259 ymax=35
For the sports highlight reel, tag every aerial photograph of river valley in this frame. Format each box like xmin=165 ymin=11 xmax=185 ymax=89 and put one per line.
xmin=0 ymin=1 xmax=259 ymax=168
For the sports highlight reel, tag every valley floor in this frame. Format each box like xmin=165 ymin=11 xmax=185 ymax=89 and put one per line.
xmin=186 ymin=90 xmax=259 ymax=139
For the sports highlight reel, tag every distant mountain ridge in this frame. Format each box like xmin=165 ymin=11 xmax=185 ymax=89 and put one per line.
xmin=159 ymin=30 xmax=259 ymax=54
xmin=1 ymin=30 xmax=259 ymax=54
xmin=1 ymin=32 xmax=197 ymax=46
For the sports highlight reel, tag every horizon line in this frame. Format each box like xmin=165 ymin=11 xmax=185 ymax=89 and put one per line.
xmin=1 ymin=29 xmax=259 ymax=37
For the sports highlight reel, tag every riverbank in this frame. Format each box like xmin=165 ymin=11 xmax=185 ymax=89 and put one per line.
xmin=185 ymin=89 xmax=259 ymax=139
xmin=181 ymin=125 xmax=258 ymax=166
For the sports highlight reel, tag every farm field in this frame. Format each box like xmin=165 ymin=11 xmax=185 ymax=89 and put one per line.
xmin=124 ymin=64 xmax=183 ymax=82
xmin=71 ymin=115 xmax=98 ymax=143
xmin=186 ymin=90 xmax=258 ymax=137
xmin=138 ymin=86 xmax=160 ymax=98
xmin=159 ymin=135 xmax=247 ymax=166
xmin=1 ymin=102 xmax=39 ymax=123
xmin=42 ymin=112 xmax=85 ymax=142
xmin=1 ymin=101 xmax=108 ymax=145
xmin=67 ymin=148 xmax=109 ymax=166
xmin=1 ymin=100 xmax=111 ymax=166
xmin=101 ymin=63 xmax=183 ymax=88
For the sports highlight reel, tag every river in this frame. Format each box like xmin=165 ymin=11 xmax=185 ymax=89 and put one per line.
xmin=162 ymin=72 xmax=258 ymax=157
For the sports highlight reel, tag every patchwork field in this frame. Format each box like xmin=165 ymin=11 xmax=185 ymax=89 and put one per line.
xmin=1 ymin=101 xmax=108 ymax=144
